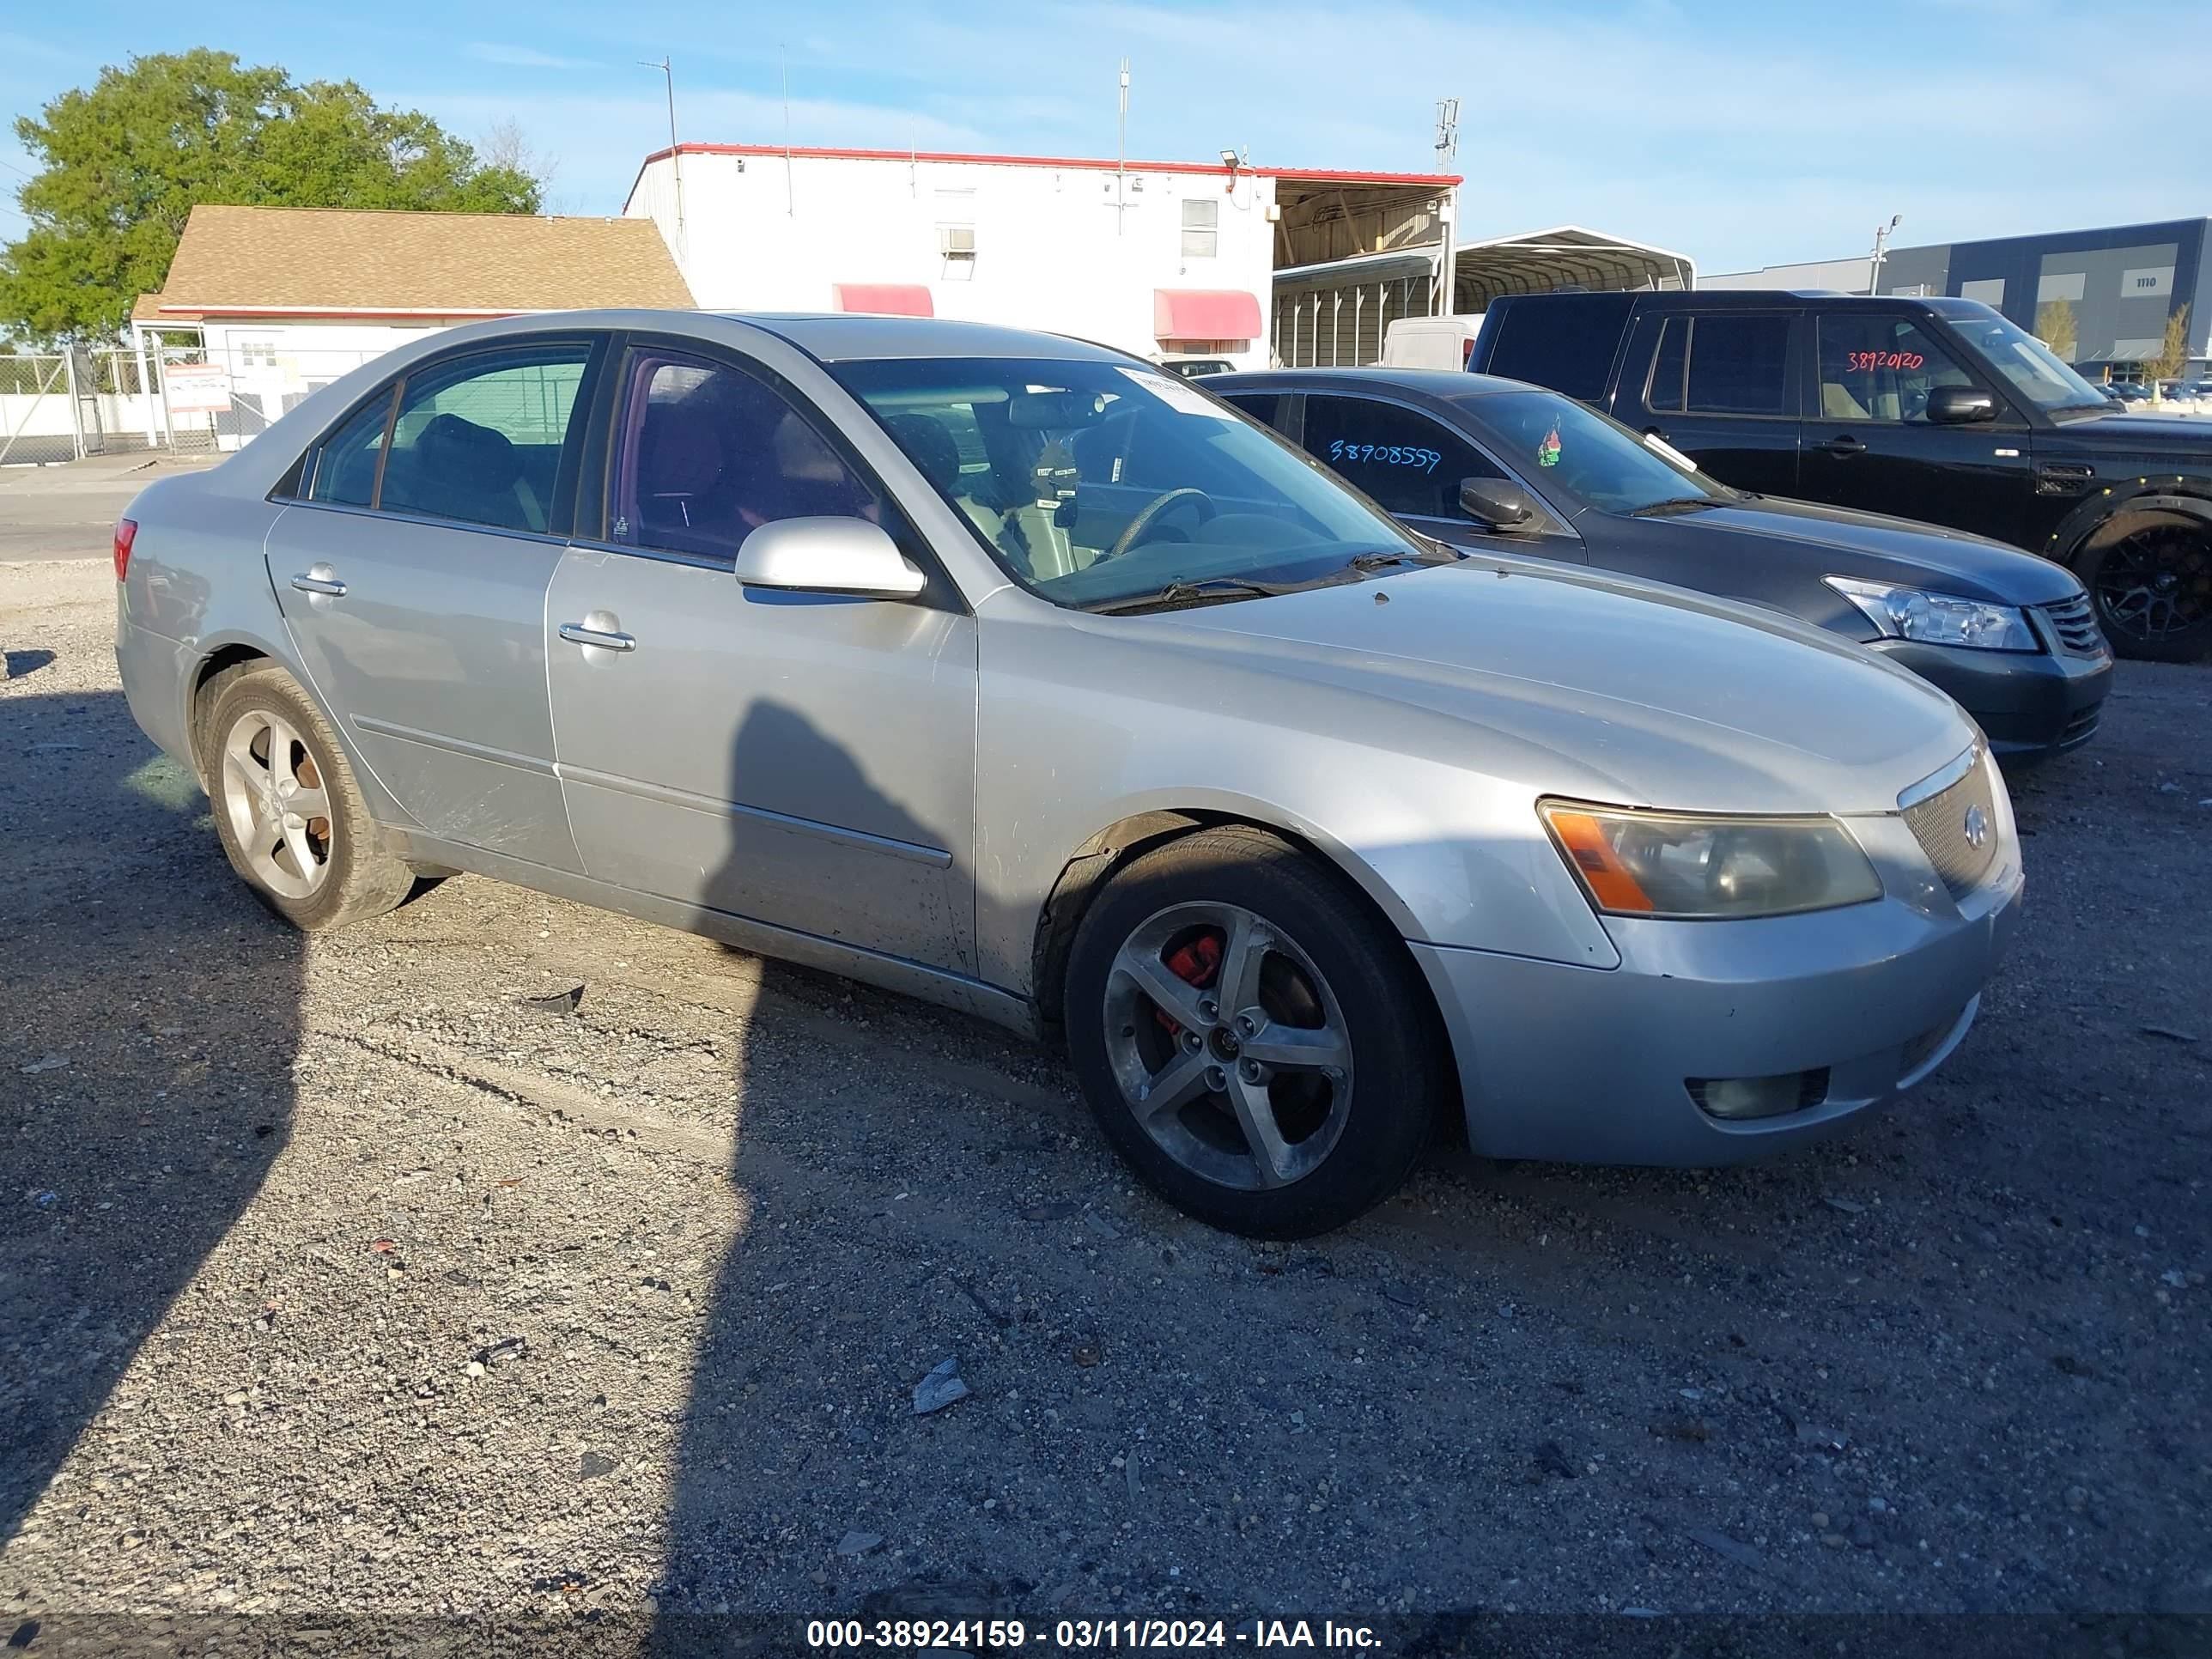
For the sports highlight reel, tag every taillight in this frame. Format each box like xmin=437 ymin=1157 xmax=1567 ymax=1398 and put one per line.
xmin=112 ymin=518 xmax=137 ymax=582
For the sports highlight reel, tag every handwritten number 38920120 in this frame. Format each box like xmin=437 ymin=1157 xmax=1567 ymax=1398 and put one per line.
xmin=1327 ymin=440 xmax=1443 ymax=474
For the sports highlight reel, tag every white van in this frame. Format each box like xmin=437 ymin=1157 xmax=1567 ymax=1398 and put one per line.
xmin=1380 ymin=314 xmax=1484 ymax=370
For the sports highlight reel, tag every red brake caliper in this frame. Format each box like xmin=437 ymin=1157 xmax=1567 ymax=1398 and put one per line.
xmin=1153 ymin=932 xmax=1223 ymax=1034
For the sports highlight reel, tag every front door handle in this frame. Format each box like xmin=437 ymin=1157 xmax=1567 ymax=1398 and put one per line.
xmin=289 ymin=564 xmax=346 ymax=597
xmin=1819 ymin=434 xmax=1869 ymax=457
xmin=558 ymin=620 xmax=636 ymax=653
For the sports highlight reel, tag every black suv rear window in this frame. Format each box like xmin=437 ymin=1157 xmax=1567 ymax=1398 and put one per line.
xmin=1483 ymin=295 xmax=1635 ymax=400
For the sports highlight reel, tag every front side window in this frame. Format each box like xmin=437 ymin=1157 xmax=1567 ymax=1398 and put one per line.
xmin=1302 ymin=395 xmax=1502 ymax=519
xmin=833 ymin=356 xmax=1426 ymax=610
xmin=1470 ymin=390 xmax=1735 ymax=516
xmin=377 ymin=345 xmax=590 ymax=532
xmin=1648 ymin=313 xmax=1793 ymax=416
xmin=607 ymin=349 xmax=880 ymax=562
xmin=1816 ymin=316 xmax=1974 ymax=422
xmin=1942 ymin=308 xmax=2111 ymax=414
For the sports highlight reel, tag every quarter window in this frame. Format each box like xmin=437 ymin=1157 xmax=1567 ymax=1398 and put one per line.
xmin=1647 ymin=314 xmax=1793 ymax=416
xmin=1816 ymin=316 xmax=1976 ymax=422
xmin=1302 ymin=395 xmax=1504 ymax=519
xmin=307 ymin=386 xmax=396 ymax=507
xmin=376 ymin=345 xmax=590 ymax=532
xmin=609 ymin=349 xmax=880 ymax=563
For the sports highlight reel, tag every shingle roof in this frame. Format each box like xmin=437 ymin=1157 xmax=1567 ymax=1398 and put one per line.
xmin=133 ymin=204 xmax=693 ymax=323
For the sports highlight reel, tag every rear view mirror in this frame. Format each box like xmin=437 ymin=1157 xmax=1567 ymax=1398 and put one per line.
xmin=1926 ymin=386 xmax=1999 ymax=425
xmin=1458 ymin=477 xmax=1538 ymax=532
xmin=733 ymin=516 xmax=926 ymax=599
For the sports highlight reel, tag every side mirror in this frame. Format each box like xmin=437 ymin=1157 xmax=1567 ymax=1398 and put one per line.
xmin=1457 ymin=477 xmax=1538 ymax=532
xmin=733 ymin=516 xmax=926 ymax=599
xmin=1925 ymin=386 xmax=1999 ymax=425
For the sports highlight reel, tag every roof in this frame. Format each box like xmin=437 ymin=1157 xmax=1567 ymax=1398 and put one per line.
xmin=1210 ymin=367 xmax=1532 ymax=400
xmin=1490 ymin=289 xmax=1989 ymax=313
xmin=1449 ymin=226 xmax=1696 ymax=305
xmin=726 ymin=313 xmax=1133 ymax=364
xmin=131 ymin=204 xmax=694 ymax=325
xmin=626 ymin=142 xmax=1459 ymax=212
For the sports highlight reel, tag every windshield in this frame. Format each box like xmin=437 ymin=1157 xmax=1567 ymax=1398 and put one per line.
xmin=830 ymin=356 xmax=1426 ymax=610
xmin=1947 ymin=310 xmax=2112 ymax=413
xmin=1468 ymin=390 xmax=1736 ymax=515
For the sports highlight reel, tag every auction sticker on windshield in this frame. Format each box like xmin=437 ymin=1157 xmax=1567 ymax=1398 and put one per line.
xmin=1121 ymin=367 xmax=1233 ymax=419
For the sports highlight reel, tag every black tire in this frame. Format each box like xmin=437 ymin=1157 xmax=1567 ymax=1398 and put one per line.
xmin=194 ymin=662 xmax=415 ymax=933
xmin=2076 ymin=526 xmax=2212 ymax=663
xmin=1062 ymin=824 xmax=1448 ymax=1239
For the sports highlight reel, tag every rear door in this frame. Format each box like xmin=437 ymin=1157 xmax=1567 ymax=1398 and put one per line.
xmin=1796 ymin=310 xmax=2036 ymax=543
xmin=264 ymin=337 xmax=600 ymax=872
xmin=1617 ymin=305 xmax=1803 ymax=497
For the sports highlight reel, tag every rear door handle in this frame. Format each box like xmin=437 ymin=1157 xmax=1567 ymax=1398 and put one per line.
xmin=1819 ymin=434 xmax=1868 ymax=457
xmin=558 ymin=621 xmax=636 ymax=652
xmin=289 ymin=566 xmax=346 ymax=597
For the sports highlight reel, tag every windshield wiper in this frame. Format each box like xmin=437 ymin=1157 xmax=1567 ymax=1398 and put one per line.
xmin=1628 ymin=495 xmax=1728 ymax=518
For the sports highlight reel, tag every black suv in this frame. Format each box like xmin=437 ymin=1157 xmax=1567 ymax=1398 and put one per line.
xmin=1470 ymin=290 xmax=2212 ymax=660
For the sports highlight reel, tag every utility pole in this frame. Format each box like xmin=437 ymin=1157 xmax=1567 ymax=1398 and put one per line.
xmin=1433 ymin=97 xmax=1460 ymax=319
xmin=639 ymin=57 xmax=685 ymax=260
xmin=1868 ymin=212 xmax=1901 ymax=295
xmin=1115 ymin=58 xmax=1130 ymax=236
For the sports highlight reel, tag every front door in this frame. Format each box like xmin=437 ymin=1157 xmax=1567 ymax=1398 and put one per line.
xmin=1796 ymin=312 xmax=2036 ymax=545
xmin=265 ymin=338 xmax=598 ymax=872
xmin=1622 ymin=307 xmax=1803 ymax=497
xmin=545 ymin=343 xmax=979 ymax=974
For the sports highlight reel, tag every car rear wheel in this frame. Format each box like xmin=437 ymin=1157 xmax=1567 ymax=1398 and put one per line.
xmin=196 ymin=663 xmax=414 ymax=933
xmin=1063 ymin=825 xmax=1445 ymax=1238
xmin=2079 ymin=524 xmax=2212 ymax=662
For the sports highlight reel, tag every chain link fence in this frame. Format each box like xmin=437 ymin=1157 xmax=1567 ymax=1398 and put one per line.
xmin=2 ymin=340 xmax=385 ymax=465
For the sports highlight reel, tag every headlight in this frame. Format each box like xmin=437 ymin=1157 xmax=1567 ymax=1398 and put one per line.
xmin=1826 ymin=576 xmax=2037 ymax=652
xmin=1540 ymin=800 xmax=1883 ymax=921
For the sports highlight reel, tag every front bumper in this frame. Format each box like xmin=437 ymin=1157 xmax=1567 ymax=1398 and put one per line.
xmin=1410 ymin=858 xmax=2023 ymax=1165
xmin=1875 ymin=638 xmax=2110 ymax=760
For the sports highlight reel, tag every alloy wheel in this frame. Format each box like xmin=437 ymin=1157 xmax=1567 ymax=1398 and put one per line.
xmin=2094 ymin=526 xmax=2212 ymax=643
xmin=218 ymin=708 xmax=334 ymax=899
xmin=1101 ymin=901 xmax=1352 ymax=1191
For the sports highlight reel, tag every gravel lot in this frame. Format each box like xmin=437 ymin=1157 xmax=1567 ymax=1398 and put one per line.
xmin=2 ymin=555 xmax=2208 ymax=1652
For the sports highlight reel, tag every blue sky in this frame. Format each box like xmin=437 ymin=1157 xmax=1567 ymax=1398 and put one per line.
xmin=4 ymin=0 xmax=2208 ymax=273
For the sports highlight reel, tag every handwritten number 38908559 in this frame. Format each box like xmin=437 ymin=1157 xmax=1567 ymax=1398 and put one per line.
xmin=1327 ymin=439 xmax=1443 ymax=474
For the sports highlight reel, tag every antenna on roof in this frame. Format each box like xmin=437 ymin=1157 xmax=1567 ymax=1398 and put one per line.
xmin=781 ymin=44 xmax=795 ymax=216
xmin=1115 ymin=57 xmax=1130 ymax=238
xmin=638 ymin=57 xmax=684 ymax=261
xmin=1433 ymin=97 xmax=1458 ymax=167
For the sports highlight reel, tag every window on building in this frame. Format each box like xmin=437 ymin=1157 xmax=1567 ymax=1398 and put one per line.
xmin=234 ymin=337 xmax=280 ymax=374
xmin=1181 ymin=198 xmax=1218 ymax=259
xmin=1816 ymin=316 xmax=1975 ymax=422
xmin=1646 ymin=313 xmax=1793 ymax=416
xmin=376 ymin=344 xmax=590 ymax=532
xmin=1301 ymin=394 xmax=1504 ymax=519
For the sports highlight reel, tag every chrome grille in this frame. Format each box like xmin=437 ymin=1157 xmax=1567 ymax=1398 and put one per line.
xmin=1900 ymin=749 xmax=2002 ymax=899
xmin=2039 ymin=593 xmax=2106 ymax=658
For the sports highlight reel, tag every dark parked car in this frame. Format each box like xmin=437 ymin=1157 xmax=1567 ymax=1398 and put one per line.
xmin=1211 ymin=368 xmax=2111 ymax=759
xmin=2106 ymin=381 xmax=2152 ymax=404
xmin=1468 ymin=290 xmax=2212 ymax=660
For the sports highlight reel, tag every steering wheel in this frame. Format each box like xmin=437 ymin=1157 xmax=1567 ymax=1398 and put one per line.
xmin=1103 ymin=488 xmax=1217 ymax=561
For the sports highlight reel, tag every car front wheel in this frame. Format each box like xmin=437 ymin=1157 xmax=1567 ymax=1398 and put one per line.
xmin=1063 ymin=825 xmax=1446 ymax=1238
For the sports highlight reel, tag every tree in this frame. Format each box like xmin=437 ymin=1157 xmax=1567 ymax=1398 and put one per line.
xmin=0 ymin=50 xmax=541 ymax=342
xmin=2033 ymin=298 xmax=2078 ymax=364
xmin=2145 ymin=304 xmax=2191 ymax=386
xmin=482 ymin=118 xmax=558 ymax=195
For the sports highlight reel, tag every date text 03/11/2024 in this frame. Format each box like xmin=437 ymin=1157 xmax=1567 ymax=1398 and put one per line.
xmin=804 ymin=1618 xmax=1382 ymax=1649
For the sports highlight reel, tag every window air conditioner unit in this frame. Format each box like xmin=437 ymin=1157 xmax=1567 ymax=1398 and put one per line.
xmin=939 ymin=226 xmax=976 ymax=255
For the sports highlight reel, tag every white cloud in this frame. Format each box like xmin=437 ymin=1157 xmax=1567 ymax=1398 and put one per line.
xmin=466 ymin=44 xmax=597 ymax=71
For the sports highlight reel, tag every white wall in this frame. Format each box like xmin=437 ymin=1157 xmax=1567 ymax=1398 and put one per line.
xmin=629 ymin=151 xmax=1278 ymax=367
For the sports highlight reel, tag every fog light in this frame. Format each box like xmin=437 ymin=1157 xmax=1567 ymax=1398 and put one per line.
xmin=1686 ymin=1068 xmax=1829 ymax=1121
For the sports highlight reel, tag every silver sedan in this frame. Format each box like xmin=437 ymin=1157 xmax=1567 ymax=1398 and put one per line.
xmin=114 ymin=311 xmax=2023 ymax=1237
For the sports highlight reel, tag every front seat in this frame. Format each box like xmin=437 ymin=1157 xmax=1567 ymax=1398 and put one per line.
xmin=886 ymin=413 xmax=1007 ymax=551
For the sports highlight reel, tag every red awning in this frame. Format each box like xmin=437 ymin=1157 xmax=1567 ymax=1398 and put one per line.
xmin=1152 ymin=288 xmax=1263 ymax=341
xmin=834 ymin=283 xmax=934 ymax=317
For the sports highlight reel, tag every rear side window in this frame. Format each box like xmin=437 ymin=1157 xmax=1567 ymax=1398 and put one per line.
xmin=1646 ymin=314 xmax=1792 ymax=416
xmin=1302 ymin=394 xmax=1504 ymax=518
xmin=1221 ymin=392 xmax=1285 ymax=433
xmin=377 ymin=345 xmax=591 ymax=533
xmin=1481 ymin=295 xmax=1636 ymax=400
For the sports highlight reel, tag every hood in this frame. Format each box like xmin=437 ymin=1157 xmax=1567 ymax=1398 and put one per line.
xmin=1632 ymin=495 xmax=2083 ymax=604
xmin=1152 ymin=558 xmax=1976 ymax=816
xmin=2049 ymin=410 xmax=2212 ymax=464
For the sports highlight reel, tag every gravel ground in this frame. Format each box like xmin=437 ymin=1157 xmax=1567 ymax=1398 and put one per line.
xmin=2 ymin=556 xmax=2208 ymax=1652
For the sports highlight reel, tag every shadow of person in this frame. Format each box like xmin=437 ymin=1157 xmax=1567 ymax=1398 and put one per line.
xmin=652 ymin=695 xmax=1018 ymax=1645
xmin=0 ymin=683 xmax=303 ymax=1556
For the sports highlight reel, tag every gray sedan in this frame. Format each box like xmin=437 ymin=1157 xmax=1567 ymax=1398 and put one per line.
xmin=115 ymin=311 xmax=2022 ymax=1237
